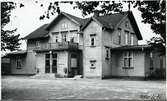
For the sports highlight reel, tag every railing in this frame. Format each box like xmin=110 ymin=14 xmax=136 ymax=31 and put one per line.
xmin=34 ymin=42 xmax=78 ymax=51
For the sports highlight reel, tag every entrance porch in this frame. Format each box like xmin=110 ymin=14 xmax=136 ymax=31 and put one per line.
xmin=35 ymin=50 xmax=82 ymax=78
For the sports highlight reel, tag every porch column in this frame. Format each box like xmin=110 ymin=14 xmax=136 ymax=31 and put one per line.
xmin=49 ymin=51 xmax=52 ymax=73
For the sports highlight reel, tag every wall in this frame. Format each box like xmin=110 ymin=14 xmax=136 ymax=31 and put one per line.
xmin=57 ymin=51 xmax=68 ymax=76
xmin=36 ymin=51 xmax=69 ymax=76
xmin=111 ymin=51 xmax=145 ymax=77
xmin=101 ymin=16 xmax=139 ymax=77
xmin=27 ymin=38 xmax=49 ymax=51
xmin=111 ymin=16 xmax=138 ymax=46
xmin=102 ymin=30 xmax=112 ymax=77
xmin=36 ymin=52 xmax=46 ymax=73
xmin=10 ymin=52 xmax=36 ymax=75
xmin=144 ymin=51 xmax=151 ymax=77
xmin=49 ymin=16 xmax=81 ymax=44
xmin=83 ymin=20 xmax=102 ymax=79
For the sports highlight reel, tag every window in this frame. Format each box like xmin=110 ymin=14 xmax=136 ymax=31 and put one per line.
xmin=55 ymin=35 xmax=58 ymax=42
xmin=150 ymin=52 xmax=153 ymax=70
xmin=118 ymin=29 xmax=121 ymax=45
xmin=46 ymin=54 xmax=50 ymax=58
xmin=125 ymin=21 xmax=129 ymax=28
xmin=53 ymin=60 xmax=57 ymax=66
xmin=130 ymin=34 xmax=134 ymax=45
xmin=90 ymin=34 xmax=96 ymax=47
xmin=62 ymin=33 xmax=67 ymax=42
xmin=16 ymin=56 xmax=22 ymax=69
xmin=61 ymin=23 xmax=68 ymax=29
xmin=52 ymin=53 xmax=57 ymax=58
xmin=123 ymin=51 xmax=133 ymax=69
xmin=70 ymin=37 xmax=74 ymax=43
xmin=36 ymin=41 xmax=40 ymax=47
xmin=106 ymin=48 xmax=110 ymax=60
xmin=125 ymin=31 xmax=129 ymax=45
xmin=71 ymin=54 xmax=77 ymax=68
xmin=90 ymin=60 xmax=96 ymax=69
xmin=91 ymin=37 xmax=95 ymax=46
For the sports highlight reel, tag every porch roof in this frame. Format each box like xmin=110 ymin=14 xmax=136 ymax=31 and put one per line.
xmin=6 ymin=50 xmax=27 ymax=57
xmin=109 ymin=45 xmax=152 ymax=51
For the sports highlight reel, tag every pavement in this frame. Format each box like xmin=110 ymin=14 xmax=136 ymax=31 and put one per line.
xmin=1 ymin=76 xmax=166 ymax=100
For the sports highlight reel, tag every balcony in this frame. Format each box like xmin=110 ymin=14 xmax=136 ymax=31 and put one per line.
xmin=34 ymin=42 xmax=79 ymax=51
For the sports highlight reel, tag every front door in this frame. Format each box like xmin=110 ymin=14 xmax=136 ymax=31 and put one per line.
xmin=45 ymin=53 xmax=57 ymax=73
xmin=69 ymin=53 xmax=79 ymax=77
xmin=52 ymin=53 xmax=57 ymax=73
xmin=45 ymin=54 xmax=50 ymax=73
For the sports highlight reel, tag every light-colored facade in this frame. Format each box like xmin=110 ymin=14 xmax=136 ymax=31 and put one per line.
xmin=5 ymin=11 xmax=165 ymax=79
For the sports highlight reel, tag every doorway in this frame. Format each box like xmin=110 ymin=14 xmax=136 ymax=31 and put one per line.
xmin=45 ymin=53 xmax=57 ymax=73
xmin=68 ymin=53 xmax=79 ymax=77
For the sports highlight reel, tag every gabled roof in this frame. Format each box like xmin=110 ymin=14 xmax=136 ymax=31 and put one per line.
xmin=24 ymin=24 xmax=49 ymax=40
xmin=24 ymin=11 xmax=142 ymax=40
xmin=82 ymin=11 xmax=142 ymax=40
xmin=96 ymin=12 xmax=128 ymax=29
xmin=46 ymin=12 xmax=90 ymax=30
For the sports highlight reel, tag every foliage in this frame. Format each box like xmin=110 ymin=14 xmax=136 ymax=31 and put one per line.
xmin=1 ymin=2 xmax=21 ymax=51
xmin=134 ymin=0 xmax=166 ymax=43
xmin=74 ymin=1 xmax=123 ymax=17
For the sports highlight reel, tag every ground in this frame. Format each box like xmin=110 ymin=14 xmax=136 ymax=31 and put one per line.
xmin=2 ymin=76 xmax=166 ymax=100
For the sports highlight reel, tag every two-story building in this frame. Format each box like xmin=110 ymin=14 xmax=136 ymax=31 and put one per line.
xmin=5 ymin=11 xmax=165 ymax=79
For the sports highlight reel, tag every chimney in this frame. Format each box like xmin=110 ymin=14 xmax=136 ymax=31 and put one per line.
xmin=94 ymin=10 xmax=99 ymax=17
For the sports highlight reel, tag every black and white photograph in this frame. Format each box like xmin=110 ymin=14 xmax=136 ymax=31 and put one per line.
xmin=1 ymin=0 xmax=166 ymax=101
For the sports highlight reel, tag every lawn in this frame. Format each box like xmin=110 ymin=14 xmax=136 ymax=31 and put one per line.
xmin=2 ymin=76 xmax=166 ymax=100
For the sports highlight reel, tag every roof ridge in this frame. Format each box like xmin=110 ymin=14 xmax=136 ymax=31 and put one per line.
xmin=94 ymin=11 xmax=128 ymax=18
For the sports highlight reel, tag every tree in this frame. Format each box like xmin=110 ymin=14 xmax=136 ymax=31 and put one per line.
xmin=1 ymin=2 xmax=21 ymax=51
xmin=133 ymin=0 xmax=166 ymax=44
xmin=74 ymin=1 xmax=123 ymax=17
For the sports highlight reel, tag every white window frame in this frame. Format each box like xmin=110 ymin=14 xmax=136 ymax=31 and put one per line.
xmin=130 ymin=34 xmax=134 ymax=45
xmin=61 ymin=23 xmax=68 ymax=29
xmin=105 ymin=47 xmax=110 ymax=60
xmin=125 ymin=31 xmax=128 ymax=45
xmin=91 ymin=37 xmax=95 ymax=46
xmin=36 ymin=41 xmax=40 ymax=47
xmin=118 ymin=29 xmax=121 ymax=45
xmin=123 ymin=51 xmax=133 ymax=68
xmin=90 ymin=34 xmax=96 ymax=47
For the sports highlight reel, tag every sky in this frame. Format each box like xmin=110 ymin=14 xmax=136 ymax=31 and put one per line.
xmin=5 ymin=0 xmax=156 ymax=51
